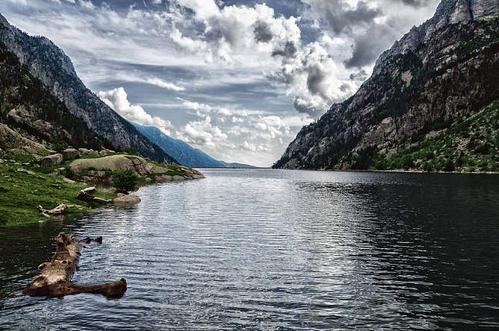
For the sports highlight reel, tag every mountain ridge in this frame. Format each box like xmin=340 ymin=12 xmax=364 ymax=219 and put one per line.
xmin=274 ymin=0 xmax=499 ymax=172
xmin=0 ymin=36 xmax=106 ymax=153
xmin=0 ymin=12 xmax=177 ymax=163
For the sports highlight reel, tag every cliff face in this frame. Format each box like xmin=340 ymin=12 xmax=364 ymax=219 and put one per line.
xmin=0 ymin=41 xmax=105 ymax=152
xmin=0 ymin=14 xmax=176 ymax=163
xmin=274 ymin=0 xmax=499 ymax=171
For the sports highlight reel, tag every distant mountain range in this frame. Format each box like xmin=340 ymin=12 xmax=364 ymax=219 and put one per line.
xmin=275 ymin=0 xmax=499 ymax=173
xmin=133 ymin=124 xmax=254 ymax=168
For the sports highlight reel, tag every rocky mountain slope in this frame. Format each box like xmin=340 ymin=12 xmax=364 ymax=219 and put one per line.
xmin=0 ymin=13 xmax=176 ymax=163
xmin=274 ymin=0 xmax=499 ymax=172
xmin=134 ymin=123 xmax=254 ymax=168
xmin=0 ymin=40 xmax=105 ymax=154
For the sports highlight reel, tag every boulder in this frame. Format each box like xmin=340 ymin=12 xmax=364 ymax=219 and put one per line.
xmin=155 ymin=175 xmax=173 ymax=182
xmin=172 ymin=175 xmax=185 ymax=181
xmin=113 ymin=194 xmax=141 ymax=205
xmin=63 ymin=148 xmax=80 ymax=161
xmin=99 ymin=150 xmax=108 ymax=157
xmin=40 ymin=153 xmax=63 ymax=168
xmin=78 ymin=148 xmax=99 ymax=158
xmin=69 ymin=155 xmax=168 ymax=176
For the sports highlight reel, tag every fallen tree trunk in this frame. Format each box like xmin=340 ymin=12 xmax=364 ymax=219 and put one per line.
xmin=38 ymin=203 xmax=66 ymax=218
xmin=77 ymin=187 xmax=111 ymax=204
xmin=23 ymin=233 xmax=127 ymax=298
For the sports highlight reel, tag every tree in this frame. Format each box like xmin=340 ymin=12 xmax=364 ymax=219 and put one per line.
xmin=112 ymin=169 xmax=138 ymax=193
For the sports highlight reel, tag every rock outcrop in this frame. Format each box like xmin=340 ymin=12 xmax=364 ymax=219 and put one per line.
xmin=274 ymin=0 xmax=499 ymax=171
xmin=69 ymin=155 xmax=168 ymax=176
xmin=40 ymin=154 xmax=63 ymax=168
xmin=113 ymin=194 xmax=141 ymax=205
xmin=62 ymin=148 xmax=80 ymax=161
xmin=68 ymin=154 xmax=204 ymax=185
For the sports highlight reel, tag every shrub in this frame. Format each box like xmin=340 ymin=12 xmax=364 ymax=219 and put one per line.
xmin=112 ymin=169 xmax=139 ymax=193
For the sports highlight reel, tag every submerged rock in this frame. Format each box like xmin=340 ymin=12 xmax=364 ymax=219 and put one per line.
xmin=113 ymin=194 xmax=141 ymax=205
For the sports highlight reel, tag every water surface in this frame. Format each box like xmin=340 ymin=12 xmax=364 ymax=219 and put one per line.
xmin=1 ymin=169 xmax=498 ymax=330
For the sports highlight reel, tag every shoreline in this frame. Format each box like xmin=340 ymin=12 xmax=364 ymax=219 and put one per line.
xmin=270 ymin=168 xmax=499 ymax=175
xmin=0 ymin=154 xmax=203 ymax=227
xmin=213 ymin=167 xmax=499 ymax=175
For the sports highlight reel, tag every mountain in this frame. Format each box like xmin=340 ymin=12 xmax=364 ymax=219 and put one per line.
xmin=0 ymin=37 xmax=104 ymax=154
xmin=0 ymin=13 xmax=176 ymax=163
xmin=133 ymin=123 xmax=254 ymax=168
xmin=274 ymin=0 xmax=499 ymax=172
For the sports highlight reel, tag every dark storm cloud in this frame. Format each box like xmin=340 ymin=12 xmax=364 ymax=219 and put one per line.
xmin=388 ymin=0 xmax=433 ymax=7
xmin=345 ymin=24 xmax=397 ymax=68
xmin=306 ymin=66 xmax=328 ymax=97
xmin=310 ymin=0 xmax=381 ymax=34
xmin=271 ymin=41 xmax=297 ymax=58
xmin=349 ymin=69 xmax=368 ymax=81
xmin=253 ymin=21 xmax=273 ymax=43
xmin=306 ymin=0 xmax=438 ymax=68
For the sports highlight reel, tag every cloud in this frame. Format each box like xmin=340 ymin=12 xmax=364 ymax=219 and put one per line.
xmin=270 ymin=35 xmax=357 ymax=115
xmin=171 ymin=1 xmax=301 ymax=64
xmin=302 ymin=0 xmax=439 ymax=69
xmin=176 ymin=98 xmax=313 ymax=164
xmin=143 ymin=77 xmax=185 ymax=91
xmin=304 ymin=0 xmax=380 ymax=34
xmin=98 ymin=87 xmax=173 ymax=134
xmin=180 ymin=115 xmax=228 ymax=147
xmin=241 ymin=141 xmax=270 ymax=152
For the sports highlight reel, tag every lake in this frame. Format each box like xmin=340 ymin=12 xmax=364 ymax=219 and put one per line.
xmin=1 ymin=169 xmax=498 ymax=330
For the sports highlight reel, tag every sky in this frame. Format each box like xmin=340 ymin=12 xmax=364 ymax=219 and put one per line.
xmin=0 ymin=0 xmax=439 ymax=167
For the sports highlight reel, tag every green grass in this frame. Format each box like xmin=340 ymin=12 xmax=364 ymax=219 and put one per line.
xmin=0 ymin=159 xmax=115 ymax=227
xmin=373 ymin=101 xmax=499 ymax=172
xmin=0 ymin=152 xmax=198 ymax=227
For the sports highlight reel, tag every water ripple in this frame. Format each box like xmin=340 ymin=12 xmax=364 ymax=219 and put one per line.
xmin=1 ymin=169 xmax=499 ymax=330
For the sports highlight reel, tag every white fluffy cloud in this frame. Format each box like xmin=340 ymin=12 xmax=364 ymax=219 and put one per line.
xmin=172 ymin=0 xmax=301 ymax=63
xmin=180 ymin=115 xmax=228 ymax=147
xmin=98 ymin=87 xmax=173 ymax=134
xmin=271 ymin=35 xmax=358 ymax=115
xmin=177 ymin=98 xmax=313 ymax=164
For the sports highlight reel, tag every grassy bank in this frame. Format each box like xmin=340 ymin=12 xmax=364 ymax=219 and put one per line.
xmin=0 ymin=159 xmax=115 ymax=227
xmin=0 ymin=152 xmax=203 ymax=227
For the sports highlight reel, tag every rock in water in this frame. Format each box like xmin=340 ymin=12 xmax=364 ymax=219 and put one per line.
xmin=113 ymin=194 xmax=141 ymax=205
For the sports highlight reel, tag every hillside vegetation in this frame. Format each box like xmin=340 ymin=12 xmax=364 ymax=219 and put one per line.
xmin=373 ymin=101 xmax=498 ymax=172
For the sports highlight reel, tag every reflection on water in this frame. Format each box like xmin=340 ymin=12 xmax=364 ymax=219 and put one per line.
xmin=1 ymin=169 xmax=498 ymax=330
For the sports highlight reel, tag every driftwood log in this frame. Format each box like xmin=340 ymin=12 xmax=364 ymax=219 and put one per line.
xmin=23 ymin=233 xmax=127 ymax=298
xmin=38 ymin=203 xmax=67 ymax=218
xmin=77 ymin=187 xmax=111 ymax=204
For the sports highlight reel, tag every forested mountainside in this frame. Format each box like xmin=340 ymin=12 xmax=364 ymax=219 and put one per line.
xmin=274 ymin=0 xmax=499 ymax=172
